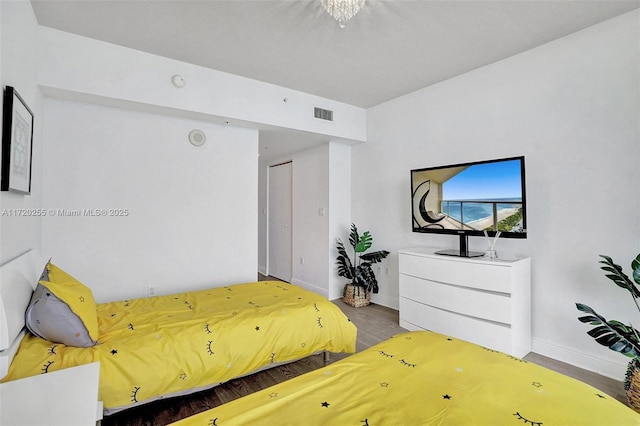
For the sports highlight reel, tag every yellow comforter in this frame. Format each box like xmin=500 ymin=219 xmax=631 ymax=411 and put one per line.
xmin=3 ymin=281 xmax=356 ymax=412
xmin=173 ymin=330 xmax=640 ymax=426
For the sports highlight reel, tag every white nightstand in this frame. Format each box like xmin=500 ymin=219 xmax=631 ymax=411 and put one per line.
xmin=0 ymin=362 xmax=102 ymax=426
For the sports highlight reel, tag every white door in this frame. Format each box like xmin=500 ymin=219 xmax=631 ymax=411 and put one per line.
xmin=268 ymin=162 xmax=292 ymax=282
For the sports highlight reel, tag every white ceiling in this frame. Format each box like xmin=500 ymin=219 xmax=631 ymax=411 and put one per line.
xmin=30 ymin=0 xmax=640 ymax=159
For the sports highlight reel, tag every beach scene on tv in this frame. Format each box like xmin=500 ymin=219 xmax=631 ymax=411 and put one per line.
xmin=411 ymin=159 xmax=525 ymax=234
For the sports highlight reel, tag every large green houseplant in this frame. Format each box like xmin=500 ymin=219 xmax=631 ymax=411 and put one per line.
xmin=576 ymin=253 xmax=640 ymax=410
xmin=336 ymin=224 xmax=389 ymax=307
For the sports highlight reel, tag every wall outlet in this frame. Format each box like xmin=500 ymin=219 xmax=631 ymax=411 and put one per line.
xmin=148 ymin=285 xmax=156 ymax=297
xmin=300 ymin=256 xmax=304 ymax=265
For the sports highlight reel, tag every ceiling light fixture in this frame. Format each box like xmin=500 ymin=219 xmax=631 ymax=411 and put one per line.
xmin=321 ymin=0 xmax=365 ymax=28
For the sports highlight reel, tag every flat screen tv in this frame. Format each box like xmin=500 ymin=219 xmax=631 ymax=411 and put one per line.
xmin=411 ymin=156 xmax=526 ymax=258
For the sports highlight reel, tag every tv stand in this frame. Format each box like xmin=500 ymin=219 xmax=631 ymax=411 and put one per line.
xmin=434 ymin=234 xmax=484 ymax=258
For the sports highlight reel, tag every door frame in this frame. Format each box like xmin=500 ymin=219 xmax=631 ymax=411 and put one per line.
xmin=267 ymin=161 xmax=292 ymax=282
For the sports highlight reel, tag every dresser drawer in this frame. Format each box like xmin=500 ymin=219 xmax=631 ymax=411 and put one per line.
xmin=399 ymin=253 xmax=512 ymax=293
xmin=399 ymin=297 xmax=512 ymax=354
xmin=399 ymin=274 xmax=511 ymax=324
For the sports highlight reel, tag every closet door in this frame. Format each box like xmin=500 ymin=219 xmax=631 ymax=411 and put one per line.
xmin=268 ymin=162 xmax=292 ymax=282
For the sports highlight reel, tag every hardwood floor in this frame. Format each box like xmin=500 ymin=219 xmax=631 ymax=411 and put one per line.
xmin=103 ymin=284 xmax=629 ymax=425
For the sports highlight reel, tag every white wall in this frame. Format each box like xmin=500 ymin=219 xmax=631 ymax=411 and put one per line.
xmin=32 ymin=16 xmax=370 ymax=303
xmin=257 ymin=160 xmax=269 ymax=276
xmin=0 ymin=1 xmax=43 ymax=264
xmin=35 ymin=24 xmax=367 ymax=302
xmin=38 ymin=27 xmax=366 ymax=144
xmin=41 ymin=98 xmax=259 ymax=302
xmin=355 ymin=10 xmax=639 ymax=379
xmin=328 ymin=142 xmax=352 ymax=300
xmin=290 ymin=145 xmax=330 ymax=295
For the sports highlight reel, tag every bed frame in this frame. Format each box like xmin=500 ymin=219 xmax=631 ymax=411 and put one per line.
xmin=0 ymin=249 xmax=42 ymax=379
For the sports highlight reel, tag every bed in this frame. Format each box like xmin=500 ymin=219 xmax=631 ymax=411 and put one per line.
xmin=171 ymin=330 xmax=640 ymax=426
xmin=0 ymin=250 xmax=357 ymax=415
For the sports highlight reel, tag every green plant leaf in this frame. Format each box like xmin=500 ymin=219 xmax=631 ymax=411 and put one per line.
xmin=599 ymin=255 xmax=640 ymax=299
xmin=576 ymin=303 xmax=640 ymax=358
xmin=355 ymin=231 xmax=373 ymax=254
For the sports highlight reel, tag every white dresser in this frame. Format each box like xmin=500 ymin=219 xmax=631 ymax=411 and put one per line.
xmin=398 ymin=247 xmax=531 ymax=357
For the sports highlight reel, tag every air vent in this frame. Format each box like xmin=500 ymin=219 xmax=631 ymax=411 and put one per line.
xmin=314 ymin=107 xmax=333 ymax=121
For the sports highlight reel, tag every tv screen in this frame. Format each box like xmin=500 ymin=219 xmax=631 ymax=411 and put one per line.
xmin=411 ymin=156 xmax=526 ymax=256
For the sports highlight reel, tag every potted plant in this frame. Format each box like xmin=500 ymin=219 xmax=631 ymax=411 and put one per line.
xmin=336 ymin=223 xmax=389 ymax=307
xmin=576 ymin=253 xmax=640 ymax=410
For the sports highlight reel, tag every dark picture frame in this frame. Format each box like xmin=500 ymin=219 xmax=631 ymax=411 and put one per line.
xmin=1 ymin=86 xmax=34 ymax=194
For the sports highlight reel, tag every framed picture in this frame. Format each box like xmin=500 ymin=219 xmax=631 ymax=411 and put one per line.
xmin=1 ymin=86 xmax=34 ymax=194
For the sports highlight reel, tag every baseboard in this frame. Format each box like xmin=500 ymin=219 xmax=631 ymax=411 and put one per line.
xmin=290 ymin=277 xmax=328 ymax=299
xmin=370 ymin=293 xmax=399 ymax=310
xmin=328 ymin=289 xmax=399 ymax=311
xmin=258 ymin=265 xmax=267 ymax=276
xmin=532 ymin=337 xmax=628 ymax=381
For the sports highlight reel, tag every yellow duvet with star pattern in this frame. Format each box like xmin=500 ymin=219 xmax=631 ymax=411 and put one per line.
xmin=172 ymin=330 xmax=640 ymax=426
xmin=3 ymin=281 xmax=357 ymax=413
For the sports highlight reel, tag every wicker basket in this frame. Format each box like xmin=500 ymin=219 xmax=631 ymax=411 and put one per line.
xmin=343 ymin=284 xmax=370 ymax=307
xmin=624 ymin=358 xmax=640 ymax=412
